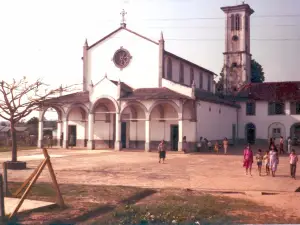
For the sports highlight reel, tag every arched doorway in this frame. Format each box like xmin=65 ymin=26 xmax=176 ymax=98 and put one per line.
xmin=39 ymin=106 xmax=64 ymax=148
xmin=149 ymin=101 xmax=179 ymax=151
xmin=268 ymin=122 xmax=286 ymax=140
xmin=65 ymin=103 xmax=89 ymax=148
xmin=245 ymin=123 xmax=256 ymax=144
xmin=90 ymin=97 xmax=118 ymax=149
xmin=120 ymin=101 xmax=147 ymax=149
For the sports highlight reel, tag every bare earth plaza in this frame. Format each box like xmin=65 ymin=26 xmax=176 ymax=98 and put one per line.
xmin=1 ymin=1 xmax=300 ymax=224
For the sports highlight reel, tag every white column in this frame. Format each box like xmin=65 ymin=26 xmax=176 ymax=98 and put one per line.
xmin=115 ymin=113 xmax=121 ymax=151
xmin=37 ymin=120 xmax=43 ymax=148
xmin=57 ymin=121 xmax=62 ymax=147
xmin=62 ymin=119 xmax=69 ymax=149
xmin=87 ymin=113 xmax=95 ymax=149
xmin=285 ymin=101 xmax=290 ymax=115
xmin=178 ymin=119 xmax=183 ymax=151
xmin=145 ymin=119 xmax=150 ymax=152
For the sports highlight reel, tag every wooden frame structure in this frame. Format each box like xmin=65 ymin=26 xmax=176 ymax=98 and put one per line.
xmin=9 ymin=148 xmax=65 ymax=219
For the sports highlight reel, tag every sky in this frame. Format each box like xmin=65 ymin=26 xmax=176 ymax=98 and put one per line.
xmin=0 ymin=0 xmax=300 ymax=120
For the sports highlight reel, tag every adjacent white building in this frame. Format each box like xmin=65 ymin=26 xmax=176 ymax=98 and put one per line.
xmin=37 ymin=4 xmax=300 ymax=151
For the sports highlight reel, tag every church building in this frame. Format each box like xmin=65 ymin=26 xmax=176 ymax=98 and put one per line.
xmin=38 ymin=3 xmax=300 ymax=151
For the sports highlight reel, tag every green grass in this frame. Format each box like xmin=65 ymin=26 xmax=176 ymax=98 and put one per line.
xmin=7 ymin=182 xmax=300 ymax=225
xmin=0 ymin=145 xmax=36 ymax=152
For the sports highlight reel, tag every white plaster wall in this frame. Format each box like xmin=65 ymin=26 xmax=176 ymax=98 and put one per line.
xmin=238 ymin=101 xmax=300 ymax=140
xmin=88 ymin=29 xmax=159 ymax=89
xmin=94 ymin=110 xmax=114 ymax=140
xmin=196 ymin=101 xmax=237 ymax=141
xmin=163 ymin=55 xmax=214 ymax=91
xmin=68 ymin=109 xmax=86 ymax=139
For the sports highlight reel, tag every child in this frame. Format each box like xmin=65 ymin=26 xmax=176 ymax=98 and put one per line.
xmin=269 ymin=146 xmax=279 ymax=177
xmin=214 ymin=141 xmax=219 ymax=154
xmin=289 ymin=149 xmax=298 ymax=179
xmin=256 ymin=149 xmax=263 ymax=176
xmin=263 ymin=150 xmax=270 ymax=175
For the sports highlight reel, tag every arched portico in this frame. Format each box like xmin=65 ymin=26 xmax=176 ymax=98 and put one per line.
xmin=89 ymin=97 xmax=119 ymax=149
xmin=120 ymin=101 xmax=148 ymax=149
xmin=148 ymin=100 xmax=182 ymax=151
xmin=268 ymin=122 xmax=286 ymax=140
xmin=38 ymin=106 xmax=65 ymax=148
xmin=64 ymin=103 xmax=89 ymax=148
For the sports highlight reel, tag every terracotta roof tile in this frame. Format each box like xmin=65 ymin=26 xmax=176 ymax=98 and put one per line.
xmin=236 ymin=82 xmax=300 ymax=101
xmin=120 ymin=87 xmax=191 ymax=100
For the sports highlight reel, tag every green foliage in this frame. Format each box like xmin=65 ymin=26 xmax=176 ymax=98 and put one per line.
xmin=251 ymin=59 xmax=265 ymax=83
xmin=27 ymin=116 xmax=39 ymax=124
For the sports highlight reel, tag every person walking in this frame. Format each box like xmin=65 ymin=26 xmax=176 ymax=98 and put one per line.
xmin=279 ymin=136 xmax=285 ymax=154
xmin=158 ymin=140 xmax=166 ymax=163
xmin=183 ymin=136 xmax=188 ymax=154
xmin=256 ymin=149 xmax=263 ymax=176
xmin=289 ymin=149 xmax=298 ymax=179
xmin=269 ymin=145 xmax=279 ymax=177
xmin=269 ymin=137 xmax=274 ymax=150
xmin=243 ymin=144 xmax=254 ymax=176
xmin=223 ymin=137 xmax=229 ymax=154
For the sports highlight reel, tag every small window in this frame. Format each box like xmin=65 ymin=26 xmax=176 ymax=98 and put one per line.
xmin=199 ymin=72 xmax=203 ymax=89
xmin=290 ymin=101 xmax=300 ymax=115
xmin=235 ymin=14 xmax=240 ymax=30
xmin=190 ymin=67 xmax=194 ymax=86
xmin=179 ymin=62 xmax=184 ymax=83
xmin=232 ymin=62 xmax=238 ymax=68
xmin=268 ymin=102 xmax=285 ymax=115
xmin=167 ymin=57 xmax=172 ymax=80
xmin=246 ymin=102 xmax=255 ymax=115
xmin=231 ymin=14 xmax=234 ymax=31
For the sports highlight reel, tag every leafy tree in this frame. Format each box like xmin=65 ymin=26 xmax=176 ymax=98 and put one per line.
xmin=250 ymin=59 xmax=265 ymax=83
xmin=27 ymin=116 xmax=39 ymax=124
xmin=0 ymin=77 xmax=74 ymax=166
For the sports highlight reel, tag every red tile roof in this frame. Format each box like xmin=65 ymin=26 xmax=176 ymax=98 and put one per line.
xmin=236 ymin=82 xmax=300 ymax=101
xmin=120 ymin=87 xmax=191 ymax=100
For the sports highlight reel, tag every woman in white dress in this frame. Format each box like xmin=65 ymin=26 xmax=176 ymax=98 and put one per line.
xmin=269 ymin=145 xmax=279 ymax=177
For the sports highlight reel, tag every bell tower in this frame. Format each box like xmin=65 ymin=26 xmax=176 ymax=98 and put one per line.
xmin=221 ymin=2 xmax=254 ymax=94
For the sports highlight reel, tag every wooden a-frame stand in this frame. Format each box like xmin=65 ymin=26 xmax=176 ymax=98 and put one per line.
xmin=9 ymin=148 xmax=65 ymax=219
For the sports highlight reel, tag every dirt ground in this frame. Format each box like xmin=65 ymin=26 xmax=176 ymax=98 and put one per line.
xmin=1 ymin=145 xmax=300 ymax=219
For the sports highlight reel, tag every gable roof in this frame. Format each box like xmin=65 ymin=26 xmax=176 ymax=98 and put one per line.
xmin=119 ymin=87 xmax=192 ymax=100
xmin=235 ymin=82 xmax=300 ymax=101
xmin=42 ymin=91 xmax=89 ymax=104
xmin=110 ymin=80 xmax=133 ymax=93
xmin=164 ymin=51 xmax=216 ymax=76
xmin=88 ymin=26 xmax=158 ymax=50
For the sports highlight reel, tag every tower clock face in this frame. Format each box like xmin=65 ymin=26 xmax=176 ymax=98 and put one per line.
xmin=113 ymin=47 xmax=132 ymax=69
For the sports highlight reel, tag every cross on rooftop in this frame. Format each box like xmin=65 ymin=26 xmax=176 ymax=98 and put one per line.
xmin=120 ymin=9 xmax=127 ymax=27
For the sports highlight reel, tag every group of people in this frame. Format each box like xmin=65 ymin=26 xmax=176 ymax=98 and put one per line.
xmin=197 ymin=137 xmax=229 ymax=154
xmin=243 ymin=143 xmax=298 ymax=179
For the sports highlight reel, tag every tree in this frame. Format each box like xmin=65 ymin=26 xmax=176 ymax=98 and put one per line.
xmin=250 ymin=59 xmax=265 ymax=83
xmin=27 ymin=116 xmax=39 ymax=124
xmin=216 ymin=59 xmax=265 ymax=93
xmin=0 ymin=77 xmax=74 ymax=168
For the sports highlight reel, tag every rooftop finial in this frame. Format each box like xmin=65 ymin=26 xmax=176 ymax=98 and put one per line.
xmin=120 ymin=9 xmax=127 ymax=28
xmin=84 ymin=38 xmax=88 ymax=46
xmin=160 ymin=31 xmax=164 ymax=40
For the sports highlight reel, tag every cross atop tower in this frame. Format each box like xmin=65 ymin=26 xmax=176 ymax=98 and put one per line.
xmin=120 ymin=9 xmax=127 ymax=28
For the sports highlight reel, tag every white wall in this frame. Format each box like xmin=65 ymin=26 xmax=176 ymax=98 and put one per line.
xmin=88 ymin=29 xmax=159 ymax=89
xmin=68 ymin=108 xmax=87 ymax=140
xmin=164 ymin=55 xmax=214 ymax=91
xmin=238 ymin=101 xmax=300 ymax=140
xmin=196 ymin=101 xmax=237 ymax=141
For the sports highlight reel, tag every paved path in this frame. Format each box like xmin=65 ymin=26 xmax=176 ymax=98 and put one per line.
xmin=2 ymin=148 xmax=299 ymax=193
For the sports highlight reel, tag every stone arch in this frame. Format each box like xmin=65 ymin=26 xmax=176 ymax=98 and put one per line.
xmin=65 ymin=103 xmax=89 ymax=121
xmin=148 ymin=100 xmax=180 ymax=120
xmin=268 ymin=122 xmax=286 ymax=139
xmin=39 ymin=105 xmax=65 ymax=121
xmin=90 ymin=95 xmax=119 ymax=114
xmin=245 ymin=123 xmax=256 ymax=144
xmin=120 ymin=100 xmax=148 ymax=120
